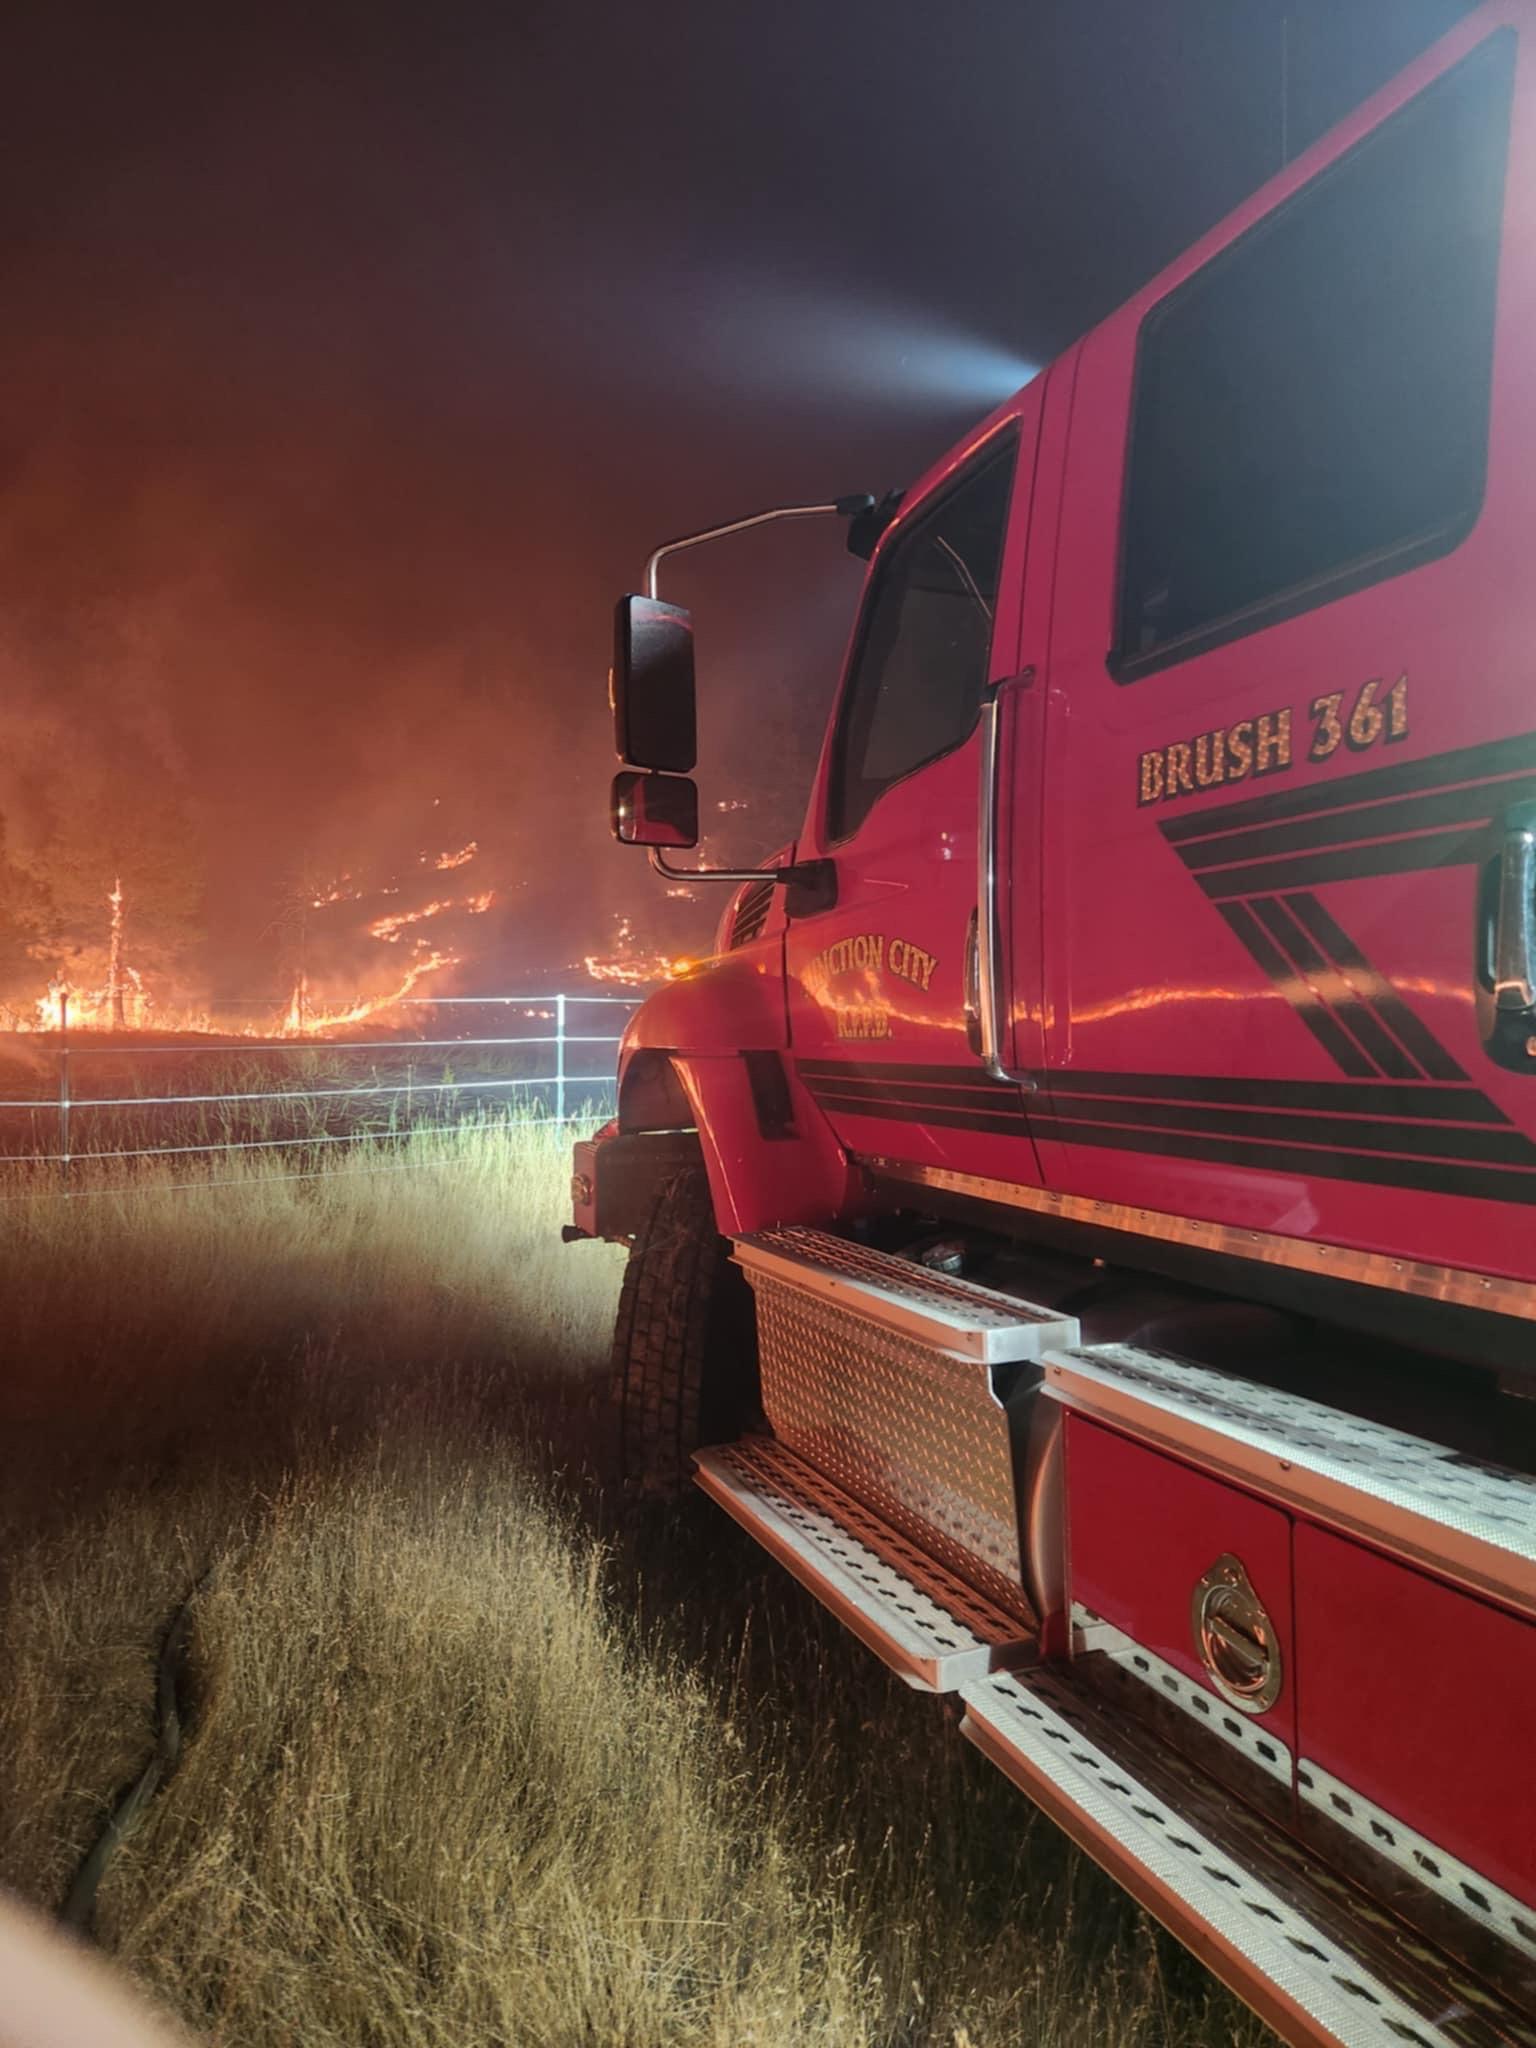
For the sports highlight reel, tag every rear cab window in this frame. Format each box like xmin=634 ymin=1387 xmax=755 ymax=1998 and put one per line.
xmin=1114 ymin=30 xmax=1516 ymax=682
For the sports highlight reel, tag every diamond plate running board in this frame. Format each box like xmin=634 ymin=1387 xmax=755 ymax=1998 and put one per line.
xmin=695 ymin=1433 xmax=1533 ymax=2048
xmin=733 ymin=1226 xmax=1080 ymax=1362
xmin=732 ymin=1228 xmax=1077 ymax=1613
xmin=962 ymin=1665 xmax=1536 ymax=2048
xmin=692 ymin=1437 xmax=1031 ymax=1691
xmin=1042 ymin=1343 xmax=1536 ymax=1618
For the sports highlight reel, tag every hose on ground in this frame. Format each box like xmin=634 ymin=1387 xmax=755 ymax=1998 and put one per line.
xmin=60 ymin=1574 xmax=210 ymax=1938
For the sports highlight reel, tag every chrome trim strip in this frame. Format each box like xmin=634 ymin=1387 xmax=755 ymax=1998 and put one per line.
xmin=1298 ymin=1756 xmax=1536 ymax=1972
xmin=1046 ymin=1343 xmax=1536 ymax=1619
xmin=1070 ymin=1603 xmax=1292 ymax=1786
xmin=976 ymin=684 xmax=1037 ymax=1088
xmin=859 ymin=1154 xmax=1536 ymax=1323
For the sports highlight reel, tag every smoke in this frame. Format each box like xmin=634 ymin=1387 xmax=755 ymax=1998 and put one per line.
xmin=703 ymin=287 xmax=1039 ymax=411
xmin=0 ymin=16 xmax=1044 ymax=1019
xmin=542 ymin=251 xmax=1038 ymax=418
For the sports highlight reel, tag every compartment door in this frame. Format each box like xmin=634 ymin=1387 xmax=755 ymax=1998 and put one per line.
xmin=1066 ymin=1416 xmax=1296 ymax=1819
xmin=1294 ymin=1525 xmax=1536 ymax=1933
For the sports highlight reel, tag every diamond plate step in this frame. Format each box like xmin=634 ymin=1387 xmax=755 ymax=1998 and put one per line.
xmin=733 ymin=1227 xmax=1080 ymax=1363
xmin=962 ymin=1663 xmax=1536 ymax=2048
xmin=696 ymin=1430 xmax=1530 ymax=2048
xmin=1044 ymin=1343 xmax=1536 ymax=1617
xmin=732 ymin=1228 xmax=1075 ymax=1613
xmin=692 ymin=1436 xmax=1032 ymax=1691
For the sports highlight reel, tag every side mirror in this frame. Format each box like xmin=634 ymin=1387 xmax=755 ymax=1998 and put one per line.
xmin=612 ymin=596 xmax=697 ymax=772
xmin=611 ymin=770 xmax=699 ymax=848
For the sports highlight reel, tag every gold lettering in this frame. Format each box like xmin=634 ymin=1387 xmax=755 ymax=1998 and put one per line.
xmin=1386 ymin=674 xmax=1409 ymax=742
xmin=835 ymin=1004 xmax=891 ymax=1041
xmin=1226 ymin=721 xmax=1254 ymax=781
xmin=1138 ymin=749 xmax=1165 ymax=805
xmin=1309 ymin=692 xmax=1344 ymax=762
xmin=1255 ymin=707 xmax=1292 ymax=777
xmin=918 ymin=948 xmax=936 ymax=991
xmin=1166 ymin=742 xmax=1195 ymax=797
xmin=1193 ymin=731 xmax=1226 ymax=788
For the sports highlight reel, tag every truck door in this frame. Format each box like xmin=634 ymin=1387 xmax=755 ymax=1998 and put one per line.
xmin=784 ymin=383 xmax=1050 ymax=1186
xmin=1035 ymin=25 xmax=1536 ymax=1284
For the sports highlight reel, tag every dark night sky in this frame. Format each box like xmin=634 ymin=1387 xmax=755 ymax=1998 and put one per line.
xmin=0 ymin=0 xmax=1475 ymax=999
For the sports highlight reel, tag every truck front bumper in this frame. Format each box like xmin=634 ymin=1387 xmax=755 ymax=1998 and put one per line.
xmin=567 ymin=1122 xmax=701 ymax=1242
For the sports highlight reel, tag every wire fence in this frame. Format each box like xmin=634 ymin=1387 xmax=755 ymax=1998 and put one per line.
xmin=0 ymin=992 xmax=639 ymax=1197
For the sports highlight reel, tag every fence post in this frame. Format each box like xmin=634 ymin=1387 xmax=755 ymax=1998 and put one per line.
xmin=554 ymin=992 xmax=567 ymax=1125
xmin=58 ymin=991 xmax=71 ymax=1194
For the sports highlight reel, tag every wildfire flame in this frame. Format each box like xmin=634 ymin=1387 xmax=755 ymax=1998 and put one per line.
xmin=582 ymin=952 xmax=688 ymax=986
xmin=310 ymin=875 xmax=361 ymax=908
xmin=368 ymin=890 xmax=494 ymax=941
xmin=369 ymin=898 xmax=456 ymax=942
xmin=283 ymin=950 xmax=461 ymax=1034
xmin=12 ymin=824 xmax=498 ymax=1038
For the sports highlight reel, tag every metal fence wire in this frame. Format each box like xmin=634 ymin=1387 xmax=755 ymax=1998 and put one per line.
xmin=0 ymin=992 xmax=638 ymax=1197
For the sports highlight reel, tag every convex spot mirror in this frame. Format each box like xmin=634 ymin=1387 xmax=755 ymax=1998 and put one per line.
xmin=611 ymin=770 xmax=699 ymax=849
xmin=612 ymin=596 xmax=697 ymax=773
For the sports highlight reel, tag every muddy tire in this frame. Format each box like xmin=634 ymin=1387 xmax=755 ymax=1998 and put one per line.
xmin=612 ymin=1161 xmax=758 ymax=1498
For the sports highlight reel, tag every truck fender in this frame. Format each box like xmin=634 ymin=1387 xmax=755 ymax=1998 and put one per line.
xmin=673 ymin=1054 xmax=861 ymax=1235
xmin=619 ymin=1049 xmax=859 ymax=1237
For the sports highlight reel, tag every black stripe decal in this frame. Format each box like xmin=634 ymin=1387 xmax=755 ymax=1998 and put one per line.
xmin=802 ymin=1074 xmax=1032 ymax=1116
xmin=1282 ymin=892 xmax=1467 ymax=1082
xmin=805 ymin=1062 xmax=1509 ymax=1122
xmin=1161 ymin=729 xmax=1536 ymax=845
xmin=1029 ymin=1096 xmax=1536 ymax=1166
xmin=802 ymin=1090 xmax=1033 ymax=1139
xmin=1027 ymin=1116 xmax=1536 ymax=1208
xmin=797 ymin=1057 xmax=1019 ymax=1089
xmin=803 ymin=1078 xmax=1535 ymax=1164
xmin=1175 ymin=777 xmax=1528 ymax=874
xmin=1194 ymin=826 xmax=1483 ymax=898
xmin=1249 ymin=896 xmax=1420 ymax=1080
xmin=1215 ymin=901 xmax=1378 ymax=1077
xmin=801 ymin=1085 xmax=1536 ymax=1202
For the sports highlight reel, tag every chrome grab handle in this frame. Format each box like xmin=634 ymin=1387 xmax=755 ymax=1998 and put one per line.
xmin=1493 ymin=818 xmax=1536 ymax=1013
xmin=976 ymin=672 xmax=1036 ymax=1088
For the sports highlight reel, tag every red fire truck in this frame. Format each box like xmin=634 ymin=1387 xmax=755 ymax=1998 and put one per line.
xmin=571 ymin=10 xmax=1536 ymax=2042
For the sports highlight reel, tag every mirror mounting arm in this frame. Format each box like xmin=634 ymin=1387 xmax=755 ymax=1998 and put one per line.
xmin=643 ymin=496 xmax=874 ymax=598
xmin=647 ymin=849 xmax=838 ymax=918
xmin=647 ymin=847 xmax=786 ymax=884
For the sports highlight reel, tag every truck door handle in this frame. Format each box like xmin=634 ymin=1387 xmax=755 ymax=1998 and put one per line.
xmin=1491 ymin=809 xmax=1536 ymax=1011
xmin=963 ymin=910 xmax=983 ymax=1057
xmin=1476 ymin=801 xmax=1536 ymax=1070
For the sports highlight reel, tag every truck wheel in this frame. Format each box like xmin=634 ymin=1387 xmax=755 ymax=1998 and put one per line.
xmin=612 ymin=1161 xmax=758 ymax=1498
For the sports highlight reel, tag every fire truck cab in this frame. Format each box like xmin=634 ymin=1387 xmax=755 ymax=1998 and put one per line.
xmin=574 ymin=12 xmax=1536 ymax=2044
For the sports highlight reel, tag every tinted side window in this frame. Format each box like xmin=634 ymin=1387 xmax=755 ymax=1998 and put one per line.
xmin=1117 ymin=32 xmax=1515 ymax=679
xmin=829 ymin=436 xmax=1015 ymax=840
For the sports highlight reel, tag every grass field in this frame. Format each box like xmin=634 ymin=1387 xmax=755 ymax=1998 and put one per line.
xmin=0 ymin=1119 xmax=1273 ymax=2045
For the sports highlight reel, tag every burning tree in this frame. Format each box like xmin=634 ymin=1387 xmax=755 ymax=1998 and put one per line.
xmin=15 ymin=734 xmax=207 ymax=1029
xmin=0 ymin=816 xmax=56 ymax=1026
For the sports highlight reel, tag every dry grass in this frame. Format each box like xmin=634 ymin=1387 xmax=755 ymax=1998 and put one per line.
xmin=0 ymin=1122 xmax=1272 ymax=2046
